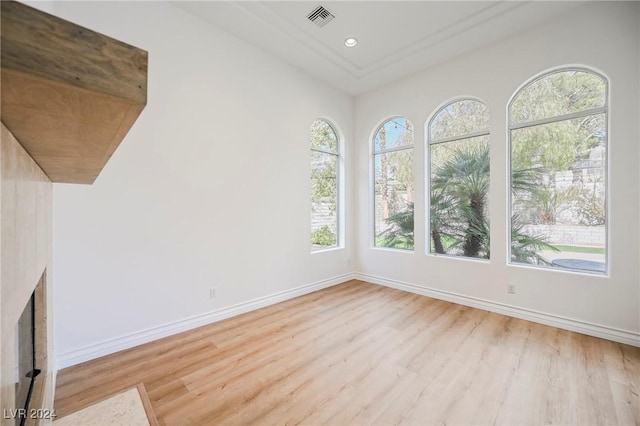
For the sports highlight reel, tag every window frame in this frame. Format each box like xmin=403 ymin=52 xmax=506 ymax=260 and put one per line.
xmin=371 ymin=116 xmax=415 ymax=251
xmin=310 ymin=117 xmax=343 ymax=253
xmin=507 ymin=66 xmax=609 ymax=275
xmin=426 ymin=97 xmax=491 ymax=261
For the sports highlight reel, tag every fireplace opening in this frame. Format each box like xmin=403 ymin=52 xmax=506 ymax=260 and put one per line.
xmin=14 ymin=292 xmax=41 ymax=425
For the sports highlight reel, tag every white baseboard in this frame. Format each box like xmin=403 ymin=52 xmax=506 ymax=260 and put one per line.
xmin=56 ymin=271 xmax=639 ymax=369
xmin=56 ymin=273 xmax=356 ymax=369
xmin=354 ymin=273 xmax=640 ymax=347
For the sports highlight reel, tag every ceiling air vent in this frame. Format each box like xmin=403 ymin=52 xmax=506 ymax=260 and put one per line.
xmin=307 ymin=5 xmax=335 ymax=27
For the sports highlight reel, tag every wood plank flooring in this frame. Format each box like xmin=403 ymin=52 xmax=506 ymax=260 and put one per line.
xmin=55 ymin=280 xmax=640 ymax=425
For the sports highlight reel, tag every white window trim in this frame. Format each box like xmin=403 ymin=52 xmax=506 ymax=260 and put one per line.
xmin=310 ymin=118 xmax=343 ymax=253
xmin=506 ymin=66 xmax=610 ymax=275
xmin=426 ymin=97 xmax=491 ymax=260
xmin=371 ymin=116 xmax=415 ymax=251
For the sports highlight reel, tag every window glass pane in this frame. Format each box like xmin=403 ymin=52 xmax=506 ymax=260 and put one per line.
xmin=311 ymin=151 xmax=338 ymax=250
xmin=374 ymin=118 xmax=413 ymax=152
xmin=511 ymin=71 xmax=606 ymax=125
xmin=430 ymin=135 xmax=490 ymax=258
xmin=511 ymin=114 xmax=606 ymax=272
xmin=311 ymin=119 xmax=338 ymax=152
xmin=374 ymin=149 xmax=414 ymax=250
xmin=430 ymin=100 xmax=489 ymax=141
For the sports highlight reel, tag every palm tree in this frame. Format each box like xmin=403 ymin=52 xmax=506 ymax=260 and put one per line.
xmin=379 ymin=202 xmax=414 ymax=250
xmin=429 ymin=189 xmax=448 ymax=254
xmin=380 ymin=143 xmax=557 ymax=263
xmin=510 ymin=215 xmax=558 ymax=264
xmin=429 ymin=143 xmax=558 ymax=262
xmin=431 ymin=143 xmax=490 ymax=258
xmin=510 ymin=166 xmax=560 ymax=263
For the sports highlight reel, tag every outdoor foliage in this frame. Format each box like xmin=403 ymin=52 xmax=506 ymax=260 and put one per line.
xmin=510 ymin=70 xmax=607 ymax=265
xmin=374 ymin=118 xmax=415 ymax=250
xmin=371 ymin=70 xmax=606 ymax=270
xmin=430 ymin=99 xmax=490 ymax=141
xmin=431 ymin=139 xmax=490 ymax=258
xmin=428 ymin=99 xmax=491 ymax=259
xmin=379 ymin=202 xmax=414 ymax=250
xmin=427 ymin=141 xmax=555 ymax=262
xmin=510 ymin=215 xmax=559 ymax=265
xmin=310 ymin=119 xmax=339 ymax=249
xmin=311 ymin=225 xmax=337 ymax=246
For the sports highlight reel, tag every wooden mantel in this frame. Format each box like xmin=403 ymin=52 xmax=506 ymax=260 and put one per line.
xmin=1 ymin=0 xmax=148 ymax=184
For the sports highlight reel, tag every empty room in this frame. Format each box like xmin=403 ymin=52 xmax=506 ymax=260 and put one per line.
xmin=1 ymin=1 xmax=638 ymax=425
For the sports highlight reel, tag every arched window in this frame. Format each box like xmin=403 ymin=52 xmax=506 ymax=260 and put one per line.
xmin=310 ymin=119 xmax=341 ymax=251
xmin=509 ymin=68 xmax=607 ymax=274
xmin=428 ymin=99 xmax=490 ymax=259
xmin=372 ymin=117 xmax=414 ymax=250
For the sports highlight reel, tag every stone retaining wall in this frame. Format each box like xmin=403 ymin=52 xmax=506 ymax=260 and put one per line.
xmin=522 ymin=224 xmax=605 ymax=246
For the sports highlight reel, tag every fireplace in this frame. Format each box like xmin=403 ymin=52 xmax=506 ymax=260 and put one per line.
xmin=5 ymin=273 xmax=48 ymax=426
xmin=1 ymin=121 xmax=54 ymax=426
xmin=14 ymin=294 xmax=41 ymax=426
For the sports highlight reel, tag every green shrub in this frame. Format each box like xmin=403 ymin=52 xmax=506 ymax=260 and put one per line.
xmin=311 ymin=226 xmax=337 ymax=246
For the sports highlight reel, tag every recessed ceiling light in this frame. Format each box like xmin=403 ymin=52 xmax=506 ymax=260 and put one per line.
xmin=344 ymin=37 xmax=358 ymax=47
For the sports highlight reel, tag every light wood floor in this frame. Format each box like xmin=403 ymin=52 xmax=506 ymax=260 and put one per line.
xmin=55 ymin=280 xmax=640 ymax=425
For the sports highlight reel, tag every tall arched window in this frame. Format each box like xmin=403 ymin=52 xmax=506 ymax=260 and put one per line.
xmin=372 ymin=117 xmax=414 ymax=250
xmin=509 ymin=68 xmax=608 ymax=274
xmin=310 ymin=119 xmax=341 ymax=251
xmin=428 ymin=99 xmax=490 ymax=259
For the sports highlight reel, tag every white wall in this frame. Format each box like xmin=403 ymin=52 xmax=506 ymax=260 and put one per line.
xmin=51 ymin=1 xmax=639 ymax=367
xmin=51 ymin=1 xmax=354 ymax=365
xmin=354 ymin=2 xmax=640 ymax=339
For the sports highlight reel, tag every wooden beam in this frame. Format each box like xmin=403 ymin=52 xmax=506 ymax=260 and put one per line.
xmin=1 ymin=1 xmax=148 ymax=184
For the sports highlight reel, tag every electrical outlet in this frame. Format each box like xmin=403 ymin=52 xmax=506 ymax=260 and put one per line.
xmin=507 ymin=284 xmax=516 ymax=294
xmin=209 ymin=288 xmax=216 ymax=299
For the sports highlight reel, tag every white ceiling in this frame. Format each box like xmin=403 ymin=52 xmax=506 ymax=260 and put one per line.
xmin=173 ymin=1 xmax=584 ymax=96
